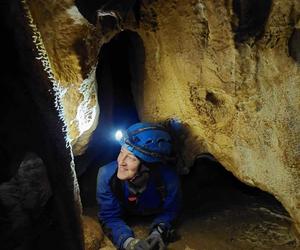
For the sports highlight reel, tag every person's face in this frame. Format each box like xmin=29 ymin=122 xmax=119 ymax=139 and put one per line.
xmin=117 ymin=147 xmax=141 ymax=180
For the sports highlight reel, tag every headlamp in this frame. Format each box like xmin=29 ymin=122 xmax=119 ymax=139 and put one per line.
xmin=115 ymin=130 xmax=123 ymax=141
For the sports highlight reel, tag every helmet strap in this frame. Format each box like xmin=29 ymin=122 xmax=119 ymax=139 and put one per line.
xmin=128 ymin=164 xmax=150 ymax=195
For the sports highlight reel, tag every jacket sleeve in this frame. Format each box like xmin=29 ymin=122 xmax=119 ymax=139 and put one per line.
xmin=96 ymin=165 xmax=134 ymax=249
xmin=151 ymin=167 xmax=181 ymax=229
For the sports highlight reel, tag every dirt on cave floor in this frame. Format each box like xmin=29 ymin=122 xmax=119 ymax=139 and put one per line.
xmin=84 ymin=182 xmax=300 ymax=250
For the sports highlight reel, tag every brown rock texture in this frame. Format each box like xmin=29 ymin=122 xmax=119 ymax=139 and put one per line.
xmin=25 ymin=0 xmax=102 ymax=155
xmin=82 ymin=215 xmax=104 ymax=250
xmin=132 ymin=0 xmax=300 ymax=233
xmin=23 ymin=0 xmax=300 ymax=235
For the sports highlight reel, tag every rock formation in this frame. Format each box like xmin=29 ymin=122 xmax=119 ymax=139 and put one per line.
xmin=4 ymin=0 xmax=300 ymax=245
xmin=82 ymin=215 xmax=104 ymax=250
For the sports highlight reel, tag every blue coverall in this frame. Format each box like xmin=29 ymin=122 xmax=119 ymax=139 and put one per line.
xmin=96 ymin=161 xmax=181 ymax=249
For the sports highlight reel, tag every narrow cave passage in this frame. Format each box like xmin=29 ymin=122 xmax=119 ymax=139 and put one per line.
xmin=76 ymin=30 xmax=142 ymax=208
xmin=2 ymin=1 xmax=299 ymax=249
xmin=75 ymin=32 xmax=298 ymax=250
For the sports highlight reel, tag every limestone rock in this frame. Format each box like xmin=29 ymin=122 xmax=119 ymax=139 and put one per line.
xmin=25 ymin=0 xmax=101 ymax=155
xmin=133 ymin=0 xmax=300 ymax=234
xmin=82 ymin=215 xmax=104 ymax=250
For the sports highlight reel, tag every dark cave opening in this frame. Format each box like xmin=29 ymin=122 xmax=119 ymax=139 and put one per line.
xmin=232 ymin=0 xmax=272 ymax=43
xmin=181 ymin=154 xmax=278 ymax=212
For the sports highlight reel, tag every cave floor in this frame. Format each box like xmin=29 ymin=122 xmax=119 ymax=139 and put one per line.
xmin=84 ymin=185 xmax=300 ymax=250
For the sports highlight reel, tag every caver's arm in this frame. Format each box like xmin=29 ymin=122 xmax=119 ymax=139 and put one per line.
xmin=96 ymin=163 xmax=134 ymax=249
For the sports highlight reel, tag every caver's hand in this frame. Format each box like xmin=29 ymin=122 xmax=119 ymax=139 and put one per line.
xmin=145 ymin=231 xmax=165 ymax=250
xmin=124 ymin=238 xmax=152 ymax=250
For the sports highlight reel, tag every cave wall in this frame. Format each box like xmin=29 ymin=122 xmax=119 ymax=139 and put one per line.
xmin=26 ymin=0 xmax=103 ymax=155
xmin=0 ymin=1 xmax=85 ymax=249
xmin=22 ymin=0 xmax=300 ymax=235
xmin=135 ymin=1 xmax=300 ymax=232
xmin=133 ymin=0 xmax=300 ymax=232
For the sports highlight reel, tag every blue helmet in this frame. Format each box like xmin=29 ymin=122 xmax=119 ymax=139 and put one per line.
xmin=119 ymin=122 xmax=173 ymax=163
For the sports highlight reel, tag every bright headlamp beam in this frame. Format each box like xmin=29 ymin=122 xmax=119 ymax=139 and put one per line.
xmin=115 ymin=130 xmax=123 ymax=141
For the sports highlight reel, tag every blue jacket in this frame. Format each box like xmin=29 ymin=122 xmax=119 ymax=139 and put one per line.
xmin=96 ymin=161 xmax=181 ymax=249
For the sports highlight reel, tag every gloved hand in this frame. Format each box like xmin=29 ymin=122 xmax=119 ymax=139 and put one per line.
xmin=134 ymin=239 xmax=153 ymax=250
xmin=149 ymin=223 xmax=178 ymax=244
xmin=145 ymin=231 xmax=165 ymax=250
xmin=124 ymin=238 xmax=152 ymax=250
